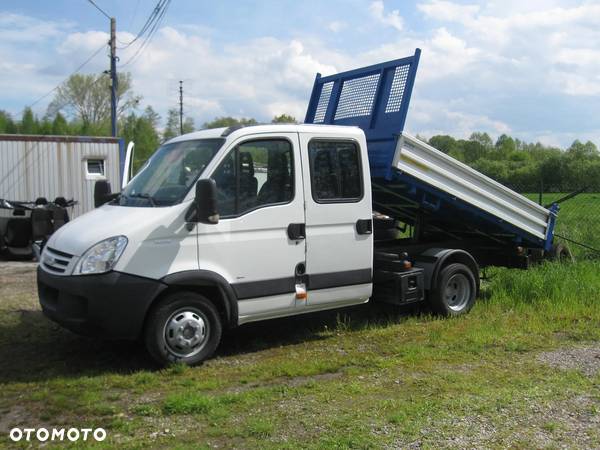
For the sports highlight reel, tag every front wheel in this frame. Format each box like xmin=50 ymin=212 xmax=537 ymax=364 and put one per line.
xmin=144 ymin=292 xmax=222 ymax=366
xmin=429 ymin=263 xmax=477 ymax=316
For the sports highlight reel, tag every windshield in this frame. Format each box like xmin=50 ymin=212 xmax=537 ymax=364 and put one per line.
xmin=119 ymin=138 xmax=224 ymax=207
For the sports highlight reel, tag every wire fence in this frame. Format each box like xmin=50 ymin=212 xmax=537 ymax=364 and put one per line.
xmin=502 ymin=181 xmax=600 ymax=260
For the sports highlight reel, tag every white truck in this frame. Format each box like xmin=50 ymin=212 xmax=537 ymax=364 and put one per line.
xmin=37 ymin=50 xmax=560 ymax=366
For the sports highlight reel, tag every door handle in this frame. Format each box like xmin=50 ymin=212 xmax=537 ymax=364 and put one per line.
xmin=356 ymin=219 xmax=373 ymax=235
xmin=287 ymin=223 xmax=306 ymax=240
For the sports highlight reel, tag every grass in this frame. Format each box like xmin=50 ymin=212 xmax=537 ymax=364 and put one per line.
xmin=0 ymin=261 xmax=599 ymax=448
xmin=523 ymin=192 xmax=600 ymax=257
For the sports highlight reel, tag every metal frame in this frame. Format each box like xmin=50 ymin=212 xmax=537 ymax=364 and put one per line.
xmin=304 ymin=49 xmax=421 ymax=179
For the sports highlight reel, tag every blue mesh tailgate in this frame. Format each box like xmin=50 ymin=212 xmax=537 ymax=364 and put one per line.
xmin=305 ymin=49 xmax=421 ymax=180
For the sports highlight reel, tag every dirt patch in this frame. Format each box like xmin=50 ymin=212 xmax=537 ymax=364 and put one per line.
xmin=0 ymin=262 xmax=38 ymax=312
xmin=537 ymin=345 xmax=600 ymax=377
xmin=388 ymin=394 xmax=600 ymax=449
xmin=0 ymin=405 xmax=30 ymax=433
xmin=224 ymin=371 xmax=343 ymax=395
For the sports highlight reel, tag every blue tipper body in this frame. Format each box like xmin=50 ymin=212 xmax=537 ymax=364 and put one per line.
xmin=305 ymin=48 xmax=421 ymax=180
xmin=304 ymin=48 xmax=557 ymax=250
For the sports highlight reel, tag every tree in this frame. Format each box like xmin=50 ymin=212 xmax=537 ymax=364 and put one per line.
xmin=38 ymin=117 xmax=52 ymax=135
xmin=51 ymin=112 xmax=69 ymax=135
xmin=469 ymin=131 xmax=493 ymax=148
xmin=202 ymin=116 xmax=258 ymax=129
xmin=428 ymin=135 xmax=457 ymax=154
xmin=271 ymin=114 xmax=297 ymax=124
xmin=20 ymin=107 xmax=38 ymax=134
xmin=120 ymin=106 xmax=162 ymax=171
xmin=47 ymin=72 xmax=141 ymax=134
xmin=567 ymin=140 xmax=598 ymax=159
xmin=0 ymin=110 xmax=17 ymax=134
xmin=462 ymin=140 xmax=487 ymax=163
xmin=163 ymin=109 xmax=195 ymax=141
xmin=495 ymin=134 xmax=516 ymax=152
xmin=183 ymin=117 xmax=195 ymax=134
xmin=135 ymin=107 xmax=162 ymax=170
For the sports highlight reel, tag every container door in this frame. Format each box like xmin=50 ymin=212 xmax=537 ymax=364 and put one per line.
xmin=299 ymin=133 xmax=373 ymax=308
xmin=198 ymin=132 xmax=307 ymax=323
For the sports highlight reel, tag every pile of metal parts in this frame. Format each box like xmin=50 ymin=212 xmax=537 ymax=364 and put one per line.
xmin=0 ymin=197 xmax=76 ymax=260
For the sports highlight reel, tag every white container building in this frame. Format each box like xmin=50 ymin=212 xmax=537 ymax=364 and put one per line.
xmin=0 ymin=134 xmax=124 ymax=217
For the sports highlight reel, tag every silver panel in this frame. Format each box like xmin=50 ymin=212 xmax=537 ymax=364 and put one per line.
xmin=393 ymin=133 xmax=551 ymax=240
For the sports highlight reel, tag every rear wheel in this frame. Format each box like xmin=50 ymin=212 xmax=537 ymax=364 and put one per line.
xmin=144 ymin=292 xmax=222 ymax=367
xmin=429 ymin=263 xmax=477 ymax=316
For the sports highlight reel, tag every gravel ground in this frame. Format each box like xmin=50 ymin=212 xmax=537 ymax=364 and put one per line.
xmin=538 ymin=345 xmax=600 ymax=377
xmin=2 ymin=260 xmax=600 ymax=449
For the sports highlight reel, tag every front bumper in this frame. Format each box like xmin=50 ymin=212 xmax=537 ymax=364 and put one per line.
xmin=37 ymin=267 xmax=167 ymax=340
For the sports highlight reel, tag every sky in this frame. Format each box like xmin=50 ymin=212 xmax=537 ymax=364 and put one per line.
xmin=1 ymin=0 xmax=600 ymax=148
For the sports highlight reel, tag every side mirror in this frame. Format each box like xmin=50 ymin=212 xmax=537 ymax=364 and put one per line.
xmin=194 ymin=179 xmax=219 ymax=224
xmin=94 ymin=180 xmax=112 ymax=208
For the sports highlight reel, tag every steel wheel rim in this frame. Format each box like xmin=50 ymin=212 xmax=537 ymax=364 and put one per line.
xmin=444 ymin=273 xmax=471 ymax=312
xmin=163 ymin=308 xmax=209 ymax=358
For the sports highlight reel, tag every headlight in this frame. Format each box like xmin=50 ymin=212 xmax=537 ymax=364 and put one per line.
xmin=75 ymin=236 xmax=128 ymax=275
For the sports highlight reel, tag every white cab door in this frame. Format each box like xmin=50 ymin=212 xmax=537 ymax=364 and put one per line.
xmin=197 ymin=133 xmax=306 ymax=323
xmin=299 ymin=132 xmax=373 ymax=307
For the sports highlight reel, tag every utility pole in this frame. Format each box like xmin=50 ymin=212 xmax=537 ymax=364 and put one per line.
xmin=179 ymin=80 xmax=183 ymax=135
xmin=110 ymin=17 xmax=118 ymax=137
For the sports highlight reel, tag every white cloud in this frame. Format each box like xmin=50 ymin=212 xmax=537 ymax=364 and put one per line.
xmin=113 ymin=28 xmax=337 ymax=125
xmin=2 ymin=3 xmax=600 ymax=147
xmin=327 ymin=21 xmax=347 ymax=33
xmin=0 ymin=13 xmax=68 ymax=43
xmin=369 ymin=1 xmax=404 ymax=31
xmin=417 ymin=1 xmax=480 ymax=23
xmin=407 ymin=98 xmax=511 ymax=140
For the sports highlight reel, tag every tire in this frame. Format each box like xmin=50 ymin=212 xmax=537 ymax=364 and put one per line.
xmin=144 ymin=292 xmax=222 ymax=367
xmin=429 ymin=263 xmax=477 ymax=316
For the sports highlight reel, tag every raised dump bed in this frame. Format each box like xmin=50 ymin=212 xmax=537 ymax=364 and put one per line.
xmin=379 ymin=133 xmax=557 ymax=250
xmin=305 ymin=48 xmax=558 ymax=251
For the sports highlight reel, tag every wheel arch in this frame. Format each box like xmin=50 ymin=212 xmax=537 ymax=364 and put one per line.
xmin=154 ymin=270 xmax=239 ymax=328
xmin=415 ymin=248 xmax=480 ymax=294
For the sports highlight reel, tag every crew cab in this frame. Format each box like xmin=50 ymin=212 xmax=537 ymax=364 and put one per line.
xmin=38 ymin=50 xmax=559 ymax=366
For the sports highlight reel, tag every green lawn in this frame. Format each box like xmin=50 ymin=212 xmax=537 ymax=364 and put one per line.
xmin=1 ymin=261 xmax=600 ymax=448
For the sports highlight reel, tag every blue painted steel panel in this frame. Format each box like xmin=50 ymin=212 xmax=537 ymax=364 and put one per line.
xmin=544 ymin=203 xmax=559 ymax=251
xmin=379 ymin=170 xmax=549 ymax=248
xmin=305 ymin=48 xmax=421 ymax=179
xmin=305 ymin=49 xmax=556 ymax=250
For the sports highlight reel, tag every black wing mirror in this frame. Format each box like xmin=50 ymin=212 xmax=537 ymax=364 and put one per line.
xmin=94 ymin=180 xmax=112 ymax=208
xmin=192 ymin=179 xmax=219 ymax=224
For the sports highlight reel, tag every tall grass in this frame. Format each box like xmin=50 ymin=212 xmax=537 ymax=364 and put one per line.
xmin=485 ymin=260 xmax=600 ymax=306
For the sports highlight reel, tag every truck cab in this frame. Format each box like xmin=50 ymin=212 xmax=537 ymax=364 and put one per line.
xmin=38 ymin=124 xmax=382 ymax=365
xmin=38 ymin=50 xmax=557 ymax=366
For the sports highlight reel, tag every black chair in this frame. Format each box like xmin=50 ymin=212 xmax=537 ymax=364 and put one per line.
xmin=4 ymin=219 xmax=32 ymax=248
xmin=31 ymin=207 xmax=54 ymax=242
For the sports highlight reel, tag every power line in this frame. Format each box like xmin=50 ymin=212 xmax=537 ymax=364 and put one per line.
xmin=27 ymin=42 xmax=108 ymax=109
xmin=119 ymin=0 xmax=171 ymax=67
xmin=86 ymin=0 xmax=111 ymax=20
xmin=117 ymin=0 xmax=167 ymax=49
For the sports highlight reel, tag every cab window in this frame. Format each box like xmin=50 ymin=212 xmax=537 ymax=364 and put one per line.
xmin=308 ymin=140 xmax=362 ymax=202
xmin=212 ymin=139 xmax=294 ymax=217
